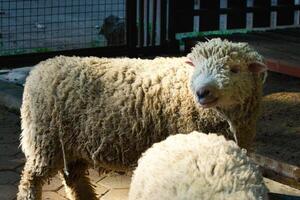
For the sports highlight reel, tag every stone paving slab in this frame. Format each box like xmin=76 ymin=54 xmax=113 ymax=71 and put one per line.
xmin=0 ymin=185 xmax=18 ymax=200
xmin=42 ymin=191 xmax=67 ymax=200
xmin=43 ymin=176 xmax=64 ymax=192
xmin=0 ymin=171 xmax=20 ymax=185
xmin=100 ymin=189 xmax=129 ymax=200
xmin=0 ymin=156 xmax=24 ymax=171
xmin=98 ymin=173 xmax=131 ymax=189
xmin=0 ymin=144 xmax=21 ymax=156
xmin=94 ymin=183 xmax=110 ymax=197
xmin=0 ymin=80 xmax=23 ymax=111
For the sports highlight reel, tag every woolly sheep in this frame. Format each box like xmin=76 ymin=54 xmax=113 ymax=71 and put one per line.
xmin=129 ymin=131 xmax=269 ymax=200
xmin=99 ymin=15 xmax=125 ymax=46
xmin=17 ymin=39 xmax=267 ymax=200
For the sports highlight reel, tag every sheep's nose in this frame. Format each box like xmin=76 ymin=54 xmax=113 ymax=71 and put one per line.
xmin=196 ymin=87 xmax=211 ymax=100
xmin=196 ymin=86 xmax=219 ymax=107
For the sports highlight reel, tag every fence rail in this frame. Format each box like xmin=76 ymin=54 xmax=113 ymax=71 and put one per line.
xmin=176 ymin=0 xmax=300 ymax=33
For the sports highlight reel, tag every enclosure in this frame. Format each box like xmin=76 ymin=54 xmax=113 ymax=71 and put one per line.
xmin=0 ymin=0 xmax=300 ymax=199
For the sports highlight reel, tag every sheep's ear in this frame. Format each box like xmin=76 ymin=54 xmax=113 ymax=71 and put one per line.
xmin=248 ymin=62 xmax=268 ymax=74
xmin=185 ymin=58 xmax=195 ymax=67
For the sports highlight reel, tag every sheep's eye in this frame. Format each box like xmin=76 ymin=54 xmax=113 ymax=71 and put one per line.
xmin=230 ymin=67 xmax=239 ymax=74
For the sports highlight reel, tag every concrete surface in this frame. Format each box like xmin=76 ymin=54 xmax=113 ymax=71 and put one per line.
xmin=0 ymin=80 xmax=23 ymax=111
xmin=0 ymin=67 xmax=32 ymax=86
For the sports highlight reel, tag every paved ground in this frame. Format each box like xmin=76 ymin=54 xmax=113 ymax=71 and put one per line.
xmin=0 ymin=105 xmax=130 ymax=200
xmin=0 ymin=72 xmax=300 ymax=199
xmin=1 ymin=105 xmax=300 ymax=200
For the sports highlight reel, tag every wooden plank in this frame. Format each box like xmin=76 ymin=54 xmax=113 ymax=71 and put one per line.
xmin=269 ymin=193 xmax=300 ymax=200
xmin=266 ymin=59 xmax=300 ymax=78
xmin=272 ymin=28 xmax=300 ymax=37
xmin=252 ymin=31 xmax=300 ymax=44
xmin=249 ymin=153 xmax=300 ymax=190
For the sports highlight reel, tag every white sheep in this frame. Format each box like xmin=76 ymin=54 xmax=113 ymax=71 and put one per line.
xmin=17 ymin=39 xmax=267 ymax=200
xmin=129 ymin=131 xmax=269 ymax=200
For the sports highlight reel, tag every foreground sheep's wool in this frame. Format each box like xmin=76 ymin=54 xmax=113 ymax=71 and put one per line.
xmin=18 ymin=39 xmax=267 ymax=200
xmin=129 ymin=131 xmax=269 ymax=200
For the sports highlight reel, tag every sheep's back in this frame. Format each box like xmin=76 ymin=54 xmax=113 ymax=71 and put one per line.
xmin=22 ymin=55 xmax=200 ymax=169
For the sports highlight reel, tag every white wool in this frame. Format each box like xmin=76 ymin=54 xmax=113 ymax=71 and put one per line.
xmin=129 ymin=131 xmax=268 ymax=200
xmin=18 ymin=39 xmax=267 ymax=199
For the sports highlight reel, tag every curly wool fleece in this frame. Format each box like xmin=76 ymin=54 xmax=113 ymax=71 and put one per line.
xmin=18 ymin=39 xmax=266 ymax=200
xmin=129 ymin=131 xmax=269 ymax=200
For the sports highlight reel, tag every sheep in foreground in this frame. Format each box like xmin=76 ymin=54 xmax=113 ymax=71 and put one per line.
xmin=18 ymin=39 xmax=267 ymax=200
xmin=129 ymin=131 xmax=269 ymax=200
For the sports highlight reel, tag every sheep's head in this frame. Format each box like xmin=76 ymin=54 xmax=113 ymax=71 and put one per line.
xmin=188 ymin=38 xmax=267 ymax=109
xmin=99 ymin=15 xmax=120 ymax=36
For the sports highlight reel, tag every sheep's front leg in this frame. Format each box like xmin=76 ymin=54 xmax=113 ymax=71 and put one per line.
xmin=61 ymin=160 xmax=97 ymax=200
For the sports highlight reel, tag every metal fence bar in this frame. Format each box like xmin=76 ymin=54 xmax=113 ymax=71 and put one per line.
xmin=168 ymin=0 xmax=176 ymax=46
xmin=126 ymin=0 xmax=137 ymax=50
xmin=151 ymin=0 xmax=157 ymax=46
xmin=146 ymin=0 xmax=150 ymax=46
xmin=160 ymin=0 xmax=167 ymax=46
xmin=139 ymin=0 xmax=145 ymax=47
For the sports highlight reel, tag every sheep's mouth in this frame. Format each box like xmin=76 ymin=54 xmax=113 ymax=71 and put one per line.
xmin=197 ymin=97 xmax=219 ymax=108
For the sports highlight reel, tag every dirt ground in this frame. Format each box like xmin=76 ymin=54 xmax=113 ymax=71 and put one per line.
xmin=256 ymin=72 xmax=300 ymax=166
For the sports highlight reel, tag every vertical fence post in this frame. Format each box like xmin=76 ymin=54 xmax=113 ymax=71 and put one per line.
xmin=126 ymin=0 xmax=137 ymax=53
xmin=160 ymin=0 xmax=167 ymax=46
xmin=146 ymin=0 xmax=150 ymax=46
xmin=151 ymin=0 xmax=157 ymax=46
xmin=139 ymin=0 xmax=145 ymax=47
xmin=169 ymin=0 xmax=178 ymax=49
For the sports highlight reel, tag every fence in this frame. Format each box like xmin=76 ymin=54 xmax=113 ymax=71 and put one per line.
xmin=1 ymin=0 xmax=300 ymax=68
xmin=175 ymin=0 xmax=300 ymax=38
xmin=0 ymin=0 xmax=176 ymax=68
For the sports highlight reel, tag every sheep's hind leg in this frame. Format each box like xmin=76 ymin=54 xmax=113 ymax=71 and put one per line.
xmin=17 ymin=160 xmax=54 ymax=200
xmin=61 ymin=160 xmax=97 ymax=200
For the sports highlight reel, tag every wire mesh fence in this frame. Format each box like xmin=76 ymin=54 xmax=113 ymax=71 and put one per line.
xmin=1 ymin=0 xmax=299 ymax=67
xmin=0 ymin=0 xmax=126 ymax=56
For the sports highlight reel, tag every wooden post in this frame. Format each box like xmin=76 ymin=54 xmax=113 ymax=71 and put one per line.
xmin=126 ymin=0 xmax=137 ymax=53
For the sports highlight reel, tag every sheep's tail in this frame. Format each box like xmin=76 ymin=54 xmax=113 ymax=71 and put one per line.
xmin=59 ymin=135 xmax=69 ymax=177
xmin=56 ymin=100 xmax=69 ymax=177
